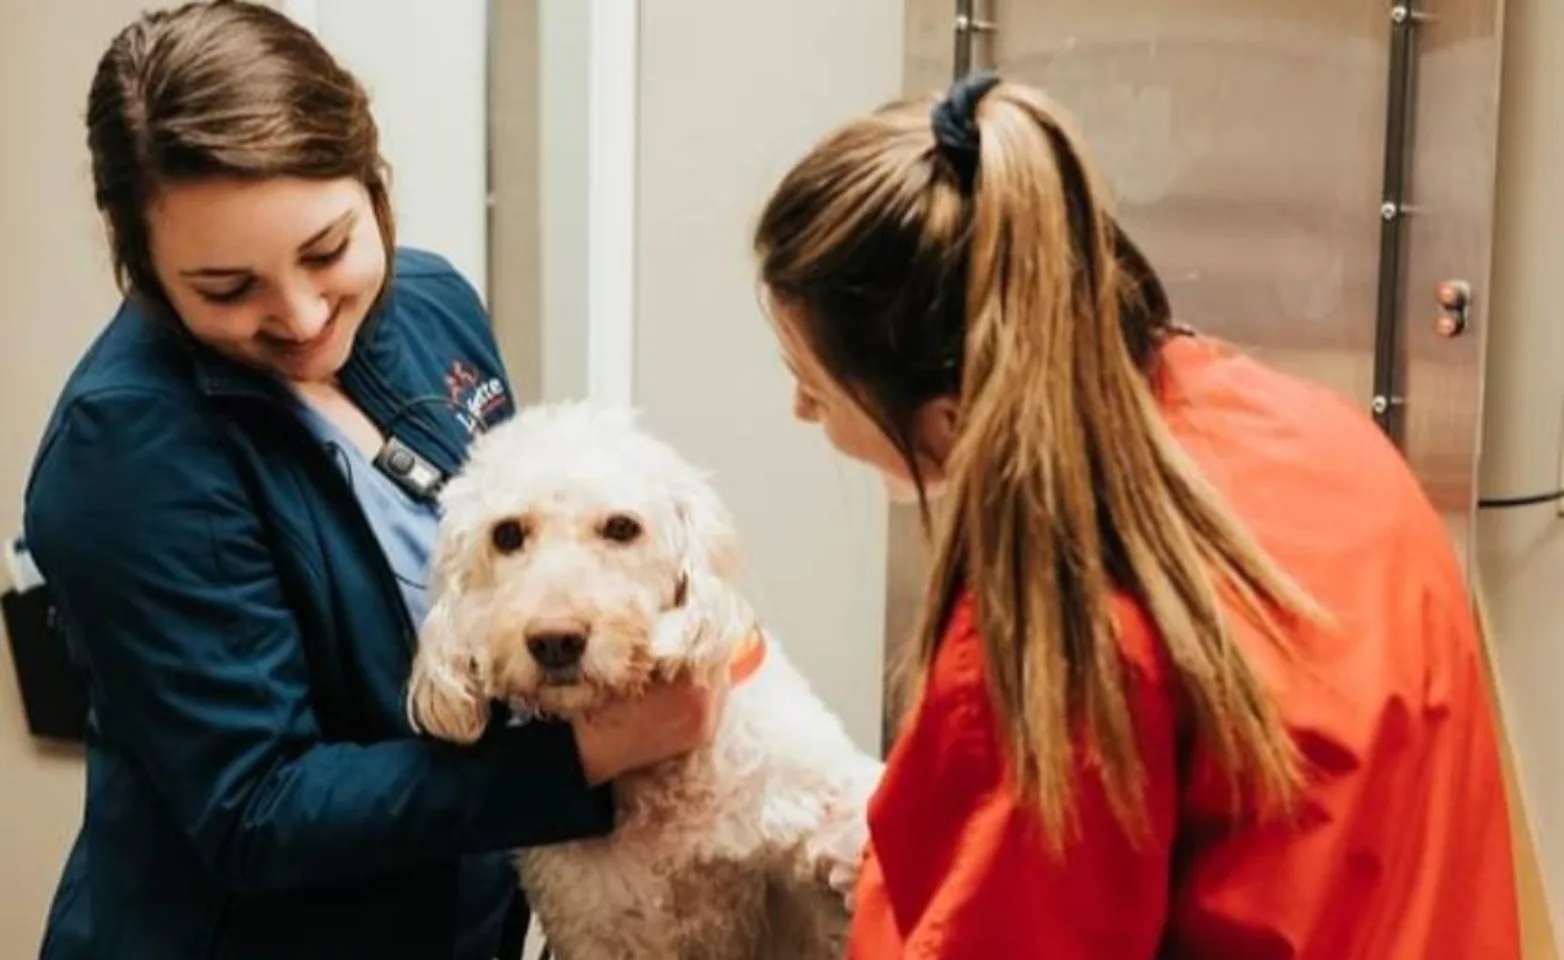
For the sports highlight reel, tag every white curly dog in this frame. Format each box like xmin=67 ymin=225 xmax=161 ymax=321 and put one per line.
xmin=405 ymin=401 xmax=882 ymax=959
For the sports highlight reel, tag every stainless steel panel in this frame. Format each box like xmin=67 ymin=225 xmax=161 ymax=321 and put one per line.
xmin=889 ymin=1 xmax=1504 ymax=737
xmin=1397 ymin=0 xmax=1504 ymax=565
xmin=981 ymin=1 xmax=1391 ymax=400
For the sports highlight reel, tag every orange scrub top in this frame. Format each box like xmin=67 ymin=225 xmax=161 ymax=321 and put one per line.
xmin=849 ymin=335 xmax=1520 ymax=959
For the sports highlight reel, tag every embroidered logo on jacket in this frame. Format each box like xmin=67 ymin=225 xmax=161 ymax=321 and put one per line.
xmin=445 ymin=361 xmax=509 ymax=437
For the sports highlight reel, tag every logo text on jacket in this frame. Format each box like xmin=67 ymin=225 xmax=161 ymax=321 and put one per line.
xmin=445 ymin=360 xmax=509 ymax=436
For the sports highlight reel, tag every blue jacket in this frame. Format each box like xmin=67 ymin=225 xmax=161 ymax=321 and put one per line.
xmin=24 ymin=248 xmax=614 ymax=959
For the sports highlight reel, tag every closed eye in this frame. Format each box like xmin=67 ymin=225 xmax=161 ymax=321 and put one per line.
xmin=188 ymin=221 xmax=353 ymax=305
xmin=302 ymin=237 xmax=351 ymax=268
xmin=199 ymin=278 xmax=255 ymax=304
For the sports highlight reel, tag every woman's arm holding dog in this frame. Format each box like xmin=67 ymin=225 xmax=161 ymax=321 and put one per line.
xmin=25 ymin=392 xmax=616 ymax=894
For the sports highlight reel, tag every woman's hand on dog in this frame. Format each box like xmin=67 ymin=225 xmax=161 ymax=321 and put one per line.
xmin=572 ymin=670 xmax=730 ymax=785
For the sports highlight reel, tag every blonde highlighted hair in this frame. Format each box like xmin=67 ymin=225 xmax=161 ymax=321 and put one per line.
xmin=754 ymin=79 xmax=1324 ymax=850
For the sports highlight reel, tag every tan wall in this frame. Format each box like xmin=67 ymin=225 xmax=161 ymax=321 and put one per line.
xmin=631 ymin=0 xmax=907 ymax=753
xmin=1479 ymin=0 xmax=1564 ymax=951
xmin=0 ymin=2 xmax=140 ymax=951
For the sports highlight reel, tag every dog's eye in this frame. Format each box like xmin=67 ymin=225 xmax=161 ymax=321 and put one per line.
xmin=490 ymin=519 xmax=527 ymax=554
xmin=601 ymin=514 xmax=642 ymax=544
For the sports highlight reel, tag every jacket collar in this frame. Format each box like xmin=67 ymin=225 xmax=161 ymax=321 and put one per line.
xmin=126 ymin=297 xmax=291 ymax=405
xmin=188 ymin=341 xmax=290 ymax=403
xmin=156 ymin=288 xmax=467 ymax=480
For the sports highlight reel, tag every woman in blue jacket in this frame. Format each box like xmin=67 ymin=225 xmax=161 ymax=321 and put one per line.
xmin=23 ymin=3 xmax=724 ymax=957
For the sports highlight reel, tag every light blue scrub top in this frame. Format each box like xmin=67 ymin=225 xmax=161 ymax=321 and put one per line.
xmin=294 ymin=402 xmax=442 ymax=629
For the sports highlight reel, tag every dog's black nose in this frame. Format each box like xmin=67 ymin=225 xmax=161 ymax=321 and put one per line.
xmin=527 ymin=632 xmax=587 ymax=670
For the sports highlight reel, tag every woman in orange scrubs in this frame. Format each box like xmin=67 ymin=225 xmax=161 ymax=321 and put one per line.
xmin=753 ymin=71 xmax=1521 ymax=958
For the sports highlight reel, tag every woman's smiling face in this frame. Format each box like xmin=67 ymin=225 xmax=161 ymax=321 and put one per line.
xmin=147 ymin=175 xmax=388 ymax=383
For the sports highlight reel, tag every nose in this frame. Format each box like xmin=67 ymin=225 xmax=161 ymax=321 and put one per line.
xmin=271 ymin=280 xmax=333 ymax=341
xmin=526 ymin=631 xmax=587 ymax=670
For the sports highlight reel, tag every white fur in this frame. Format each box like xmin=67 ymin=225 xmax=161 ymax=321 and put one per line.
xmin=406 ymin=401 xmax=882 ymax=959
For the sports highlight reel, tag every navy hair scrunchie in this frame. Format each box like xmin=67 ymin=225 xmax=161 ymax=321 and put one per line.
xmin=931 ymin=69 xmax=1002 ymax=192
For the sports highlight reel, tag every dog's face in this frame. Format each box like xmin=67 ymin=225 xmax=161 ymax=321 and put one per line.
xmin=406 ymin=402 xmax=751 ymax=740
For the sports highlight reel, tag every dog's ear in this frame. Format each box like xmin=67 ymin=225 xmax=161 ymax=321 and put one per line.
xmin=655 ymin=471 xmax=753 ymax=663
xmin=405 ymin=519 xmax=492 ymax=743
xmin=672 ymin=470 xmax=742 ymax=585
xmin=406 ymin=597 xmax=491 ymax=744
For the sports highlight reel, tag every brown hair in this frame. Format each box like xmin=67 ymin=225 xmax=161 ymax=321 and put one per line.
xmin=754 ymin=81 xmax=1325 ymax=850
xmin=86 ymin=0 xmax=395 ymax=306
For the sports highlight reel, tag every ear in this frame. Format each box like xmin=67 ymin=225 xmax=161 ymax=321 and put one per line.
xmin=404 ymin=520 xmax=491 ymax=743
xmin=652 ymin=472 xmax=752 ymax=664
xmin=659 ymin=566 xmax=755 ymax=668
xmin=405 ymin=598 xmax=491 ymax=744
xmin=912 ymin=396 xmax=960 ymax=466
xmin=673 ymin=470 xmax=742 ymax=584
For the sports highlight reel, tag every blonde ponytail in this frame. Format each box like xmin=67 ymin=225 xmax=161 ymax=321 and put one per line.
xmin=755 ymin=80 xmax=1325 ymax=852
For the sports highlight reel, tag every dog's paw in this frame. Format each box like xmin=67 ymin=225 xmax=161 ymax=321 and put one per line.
xmin=804 ymin=770 xmax=881 ymax=907
xmin=811 ymin=822 xmax=868 ymax=906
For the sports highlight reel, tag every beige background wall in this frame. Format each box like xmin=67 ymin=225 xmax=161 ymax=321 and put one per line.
xmin=0 ymin=3 xmax=120 ymax=952
xmin=1479 ymin=0 xmax=1564 ymax=945
xmin=309 ymin=0 xmax=491 ymax=298
xmin=631 ymin=0 xmax=904 ymax=754
xmin=535 ymin=0 xmax=591 ymax=402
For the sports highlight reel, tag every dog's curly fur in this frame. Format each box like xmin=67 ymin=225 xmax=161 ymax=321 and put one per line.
xmin=406 ymin=401 xmax=882 ymax=959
